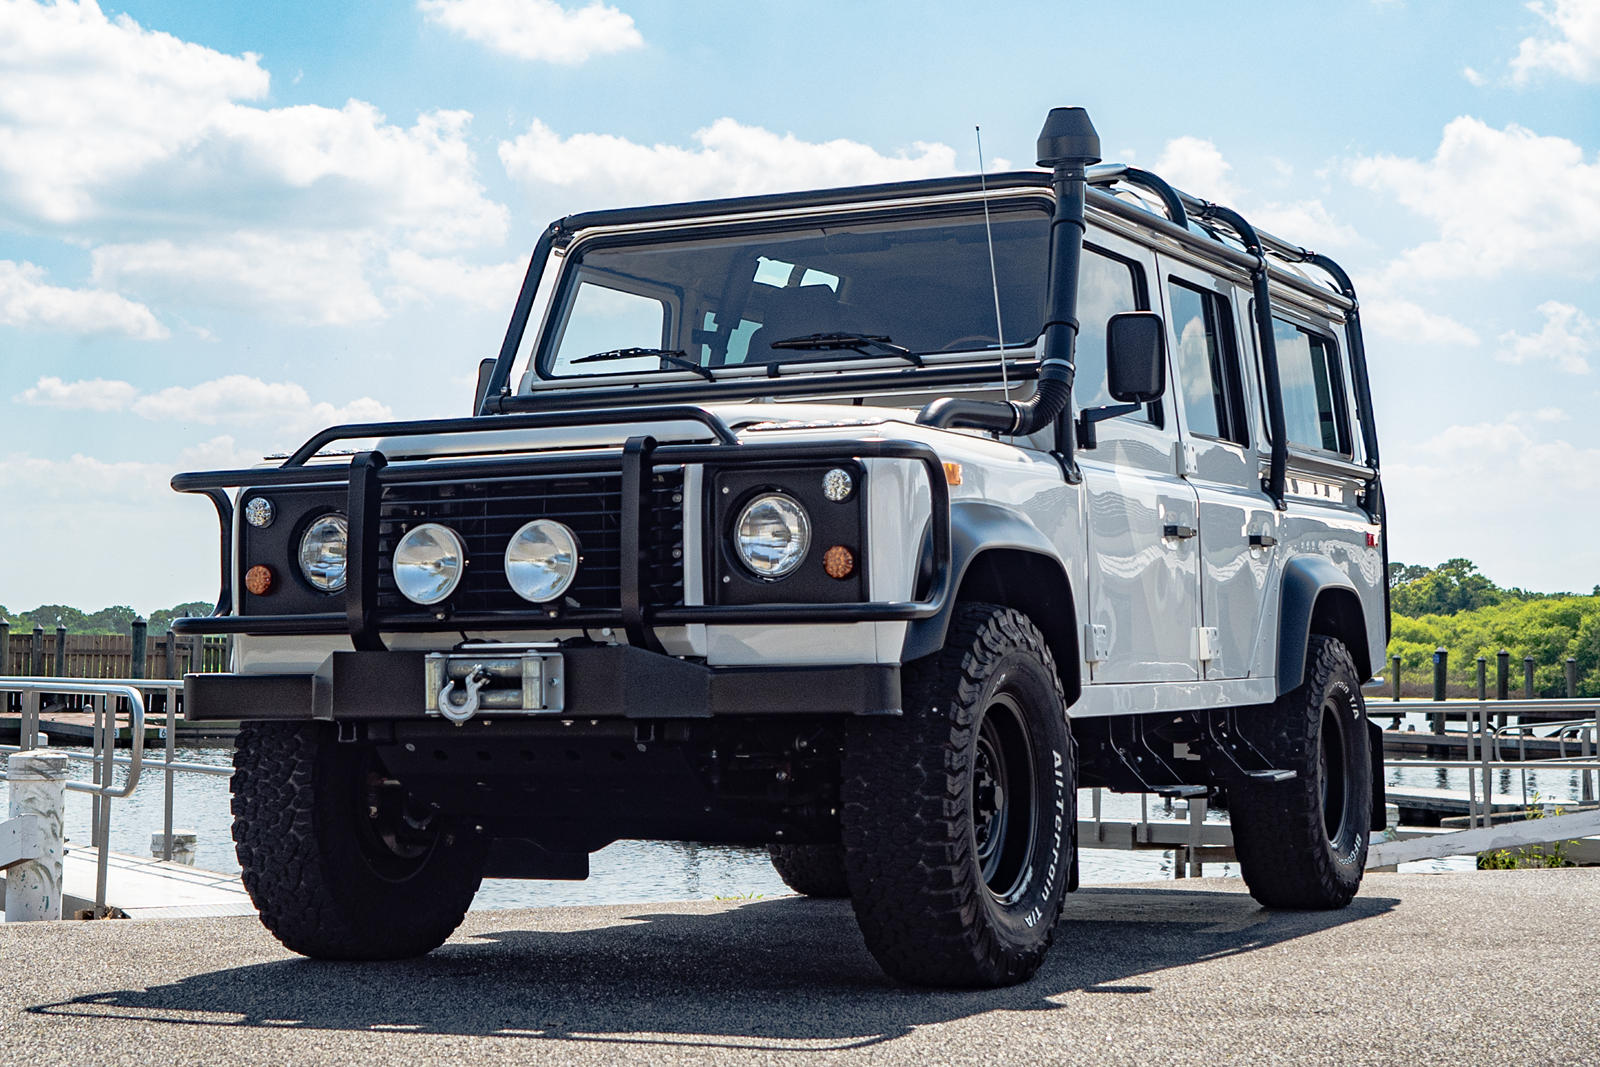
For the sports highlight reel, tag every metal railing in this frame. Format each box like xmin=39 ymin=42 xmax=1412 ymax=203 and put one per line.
xmin=1 ymin=677 xmax=230 ymax=916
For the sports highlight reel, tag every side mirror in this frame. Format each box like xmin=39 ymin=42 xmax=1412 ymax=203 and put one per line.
xmin=474 ymin=357 xmax=498 ymax=414
xmin=1106 ymin=311 xmax=1166 ymax=403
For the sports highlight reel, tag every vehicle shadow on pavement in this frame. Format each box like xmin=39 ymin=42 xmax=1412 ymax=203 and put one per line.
xmin=29 ymin=888 xmax=1397 ymax=1052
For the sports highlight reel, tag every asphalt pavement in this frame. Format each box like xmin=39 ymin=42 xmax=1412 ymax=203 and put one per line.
xmin=2 ymin=869 xmax=1597 ymax=1066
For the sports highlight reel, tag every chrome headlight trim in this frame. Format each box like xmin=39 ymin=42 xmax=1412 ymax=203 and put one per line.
xmin=733 ymin=492 xmax=811 ymax=579
xmin=393 ymin=522 xmax=468 ymax=606
xmin=504 ymin=519 xmax=580 ymax=603
xmin=297 ymin=513 xmax=349 ymax=593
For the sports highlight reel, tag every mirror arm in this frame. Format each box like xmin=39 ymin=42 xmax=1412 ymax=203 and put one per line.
xmin=1075 ymin=402 xmax=1142 ymax=450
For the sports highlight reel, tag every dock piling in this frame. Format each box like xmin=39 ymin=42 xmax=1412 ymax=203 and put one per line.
xmin=2 ymin=749 xmax=69 ymax=922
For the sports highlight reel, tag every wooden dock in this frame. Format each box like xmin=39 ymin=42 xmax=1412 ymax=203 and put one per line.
xmin=1383 ymin=729 xmax=1591 ymax=761
xmin=0 ymin=711 xmax=237 ymax=746
xmin=1 ymin=845 xmax=254 ymax=920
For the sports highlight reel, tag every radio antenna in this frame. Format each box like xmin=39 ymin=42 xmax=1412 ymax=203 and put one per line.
xmin=975 ymin=125 xmax=1011 ymax=404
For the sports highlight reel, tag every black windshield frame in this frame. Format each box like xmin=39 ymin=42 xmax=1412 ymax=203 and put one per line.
xmin=529 ymin=197 xmax=1054 ymax=384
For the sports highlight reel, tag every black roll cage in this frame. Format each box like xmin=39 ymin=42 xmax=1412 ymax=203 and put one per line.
xmin=474 ymin=167 xmax=1377 ymax=513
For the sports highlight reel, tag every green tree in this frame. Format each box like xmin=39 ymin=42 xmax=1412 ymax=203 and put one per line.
xmin=148 ymin=602 xmax=214 ymax=634
xmin=1389 ymin=558 xmax=1505 ymax=617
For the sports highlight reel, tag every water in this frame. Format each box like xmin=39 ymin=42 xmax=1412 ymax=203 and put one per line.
xmin=8 ymin=717 xmax=1587 ymax=909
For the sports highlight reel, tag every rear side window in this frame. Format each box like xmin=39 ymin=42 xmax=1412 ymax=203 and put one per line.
xmin=1074 ymin=247 xmax=1148 ymax=419
xmin=1168 ymin=279 xmax=1247 ymax=445
xmin=1270 ymin=318 xmax=1349 ymax=454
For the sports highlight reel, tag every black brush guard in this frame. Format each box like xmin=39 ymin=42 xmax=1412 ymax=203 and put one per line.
xmin=170 ymin=405 xmax=952 ymax=650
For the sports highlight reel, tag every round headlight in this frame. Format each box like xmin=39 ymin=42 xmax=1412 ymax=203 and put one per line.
xmin=734 ymin=493 xmax=811 ymax=578
xmin=297 ymin=514 xmax=348 ymax=593
xmin=393 ymin=523 xmax=467 ymax=606
xmin=505 ymin=520 xmax=579 ymax=603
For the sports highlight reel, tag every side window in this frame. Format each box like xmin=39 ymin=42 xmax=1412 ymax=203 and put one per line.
xmin=1168 ymin=279 xmax=1247 ymax=445
xmin=1074 ymin=247 xmax=1146 ymax=419
xmin=549 ymin=281 xmax=668 ymax=375
xmin=1269 ymin=318 xmax=1349 ymax=454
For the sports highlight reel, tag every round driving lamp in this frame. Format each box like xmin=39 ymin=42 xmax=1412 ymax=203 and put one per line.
xmin=297 ymin=514 xmax=348 ymax=593
xmin=504 ymin=519 xmax=580 ymax=603
xmin=733 ymin=493 xmax=811 ymax=579
xmin=393 ymin=523 xmax=468 ymax=605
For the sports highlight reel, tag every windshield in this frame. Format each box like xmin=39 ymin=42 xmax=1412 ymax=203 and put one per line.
xmin=535 ymin=203 xmax=1050 ymax=379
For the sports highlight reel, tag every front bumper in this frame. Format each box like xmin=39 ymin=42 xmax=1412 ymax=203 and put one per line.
xmin=184 ymin=646 xmax=900 ymax=722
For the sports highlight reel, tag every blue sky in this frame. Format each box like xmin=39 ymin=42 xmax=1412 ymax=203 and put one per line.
xmin=2 ymin=0 xmax=1598 ymax=614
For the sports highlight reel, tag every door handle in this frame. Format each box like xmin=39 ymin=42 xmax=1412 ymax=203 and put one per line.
xmin=1249 ymin=533 xmax=1278 ymax=548
xmin=1163 ymin=524 xmax=1197 ymax=540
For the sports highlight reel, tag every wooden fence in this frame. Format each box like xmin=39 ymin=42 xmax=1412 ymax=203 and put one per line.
xmin=0 ymin=624 xmax=230 ymax=678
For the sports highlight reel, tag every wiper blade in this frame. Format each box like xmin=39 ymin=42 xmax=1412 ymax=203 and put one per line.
xmin=571 ymin=347 xmax=714 ymax=380
xmin=767 ymin=332 xmax=923 ymax=366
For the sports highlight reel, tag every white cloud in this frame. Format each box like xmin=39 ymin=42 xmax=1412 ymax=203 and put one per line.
xmin=1385 ymin=416 xmax=1600 ymax=591
xmin=1496 ymin=300 xmax=1595 ymax=373
xmin=1511 ymin=0 xmax=1600 ymax=83
xmin=0 ymin=259 xmax=167 ymax=339
xmin=385 ymin=250 xmax=528 ymax=311
xmin=1349 ymin=117 xmax=1600 ymax=282
xmin=417 ymin=0 xmax=643 ymax=63
xmin=1462 ymin=65 xmax=1487 ymax=86
xmin=0 ymin=450 xmax=168 ymax=505
xmin=16 ymin=373 xmax=392 ymax=436
xmin=1154 ymin=136 xmax=1241 ymax=202
xmin=130 ymin=375 xmax=392 ymax=428
xmin=0 ymin=1 xmax=507 ymax=323
xmin=91 ymin=232 xmax=386 ymax=326
xmin=16 ymin=375 xmax=141 ymax=411
xmin=1361 ymin=295 xmax=1481 ymax=347
xmin=0 ymin=449 xmax=219 ymax=610
xmin=499 ymin=117 xmax=960 ymax=209
xmin=1153 ymin=136 xmax=1356 ymax=248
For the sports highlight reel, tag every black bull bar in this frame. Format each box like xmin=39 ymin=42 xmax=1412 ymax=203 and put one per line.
xmin=169 ymin=406 xmax=952 ymax=649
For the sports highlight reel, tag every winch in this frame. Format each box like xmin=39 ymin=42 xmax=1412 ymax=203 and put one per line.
xmin=424 ymin=645 xmax=565 ymax=723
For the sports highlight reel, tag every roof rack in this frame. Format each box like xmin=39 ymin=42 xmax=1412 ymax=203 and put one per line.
xmin=1088 ymin=164 xmax=1379 ymax=508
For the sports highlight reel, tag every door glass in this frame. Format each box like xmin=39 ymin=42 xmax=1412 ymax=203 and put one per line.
xmin=1073 ymin=248 xmax=1144 ymax=416
xmin=1169 ymin=280 xmax=1246 ymax=444
xmin=1270 ymin=319 xmax=1349 ymax=454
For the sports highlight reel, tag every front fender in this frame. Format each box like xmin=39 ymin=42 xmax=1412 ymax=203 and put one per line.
xmin=901 ymin=500 xmax=1069 ymax=663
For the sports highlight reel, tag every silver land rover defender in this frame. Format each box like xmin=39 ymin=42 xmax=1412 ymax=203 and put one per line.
xmin=174 ymin=106 xmax=1387 ymax=988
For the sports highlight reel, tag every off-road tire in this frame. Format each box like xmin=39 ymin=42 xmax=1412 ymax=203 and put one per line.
xmin=1230 ymin=635 xmax=1372 ymax=908
xmin=232 ymin=721 xmax=487 ymax=959
xmin=841 ymin=603 xmax=1075 ymax=988
xmin=768 ymin=843 xmax=850 ymax=898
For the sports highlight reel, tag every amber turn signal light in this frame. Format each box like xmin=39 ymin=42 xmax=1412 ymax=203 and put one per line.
xmin=822 ymin=545 xmax=855 ymax=579
xmin=943 ymin=461 xmax=963 ymax=486
xmin=244 ymin=564 xmax=274 ymax=596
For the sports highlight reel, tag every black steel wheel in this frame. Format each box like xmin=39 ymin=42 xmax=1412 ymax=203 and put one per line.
xmin=232 ymin=721 xmax=487 ymax=959
xmin=841 ymin=603 xmax=1075 ymax=988
xmin=1230 ymin=635 xmax=1372 ymax=908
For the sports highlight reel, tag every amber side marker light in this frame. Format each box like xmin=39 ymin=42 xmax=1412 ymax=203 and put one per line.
xmin=943 ymin=461 xmax=963 ymax=486
xmin=244 ymin=565 xmax=274 ymax=596
xmin=822 ymin=545 xmax=855 ymax=579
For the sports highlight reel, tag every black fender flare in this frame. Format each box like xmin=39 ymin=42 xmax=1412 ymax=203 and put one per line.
xmin=901 ymin=500 xmax=1074 ymax=664
xmin=1277 ymin=555 xmax=1371 ymax=696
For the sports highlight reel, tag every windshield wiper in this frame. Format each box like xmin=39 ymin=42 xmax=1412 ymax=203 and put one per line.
xmin=768 ymin=332 xmax=924 ymax=367
xmin=571 ymin=347 xmax=714 ymax=380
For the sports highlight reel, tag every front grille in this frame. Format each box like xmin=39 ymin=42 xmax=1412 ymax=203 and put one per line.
xmin=375 ymin=467 xmax=684 ymax=618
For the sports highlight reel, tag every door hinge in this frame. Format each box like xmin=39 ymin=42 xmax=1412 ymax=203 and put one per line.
xmin=1192 ymin=626 xmax=1220 ymax=663
xmin=1084 ymin=623 xmax=1109 ymax=664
